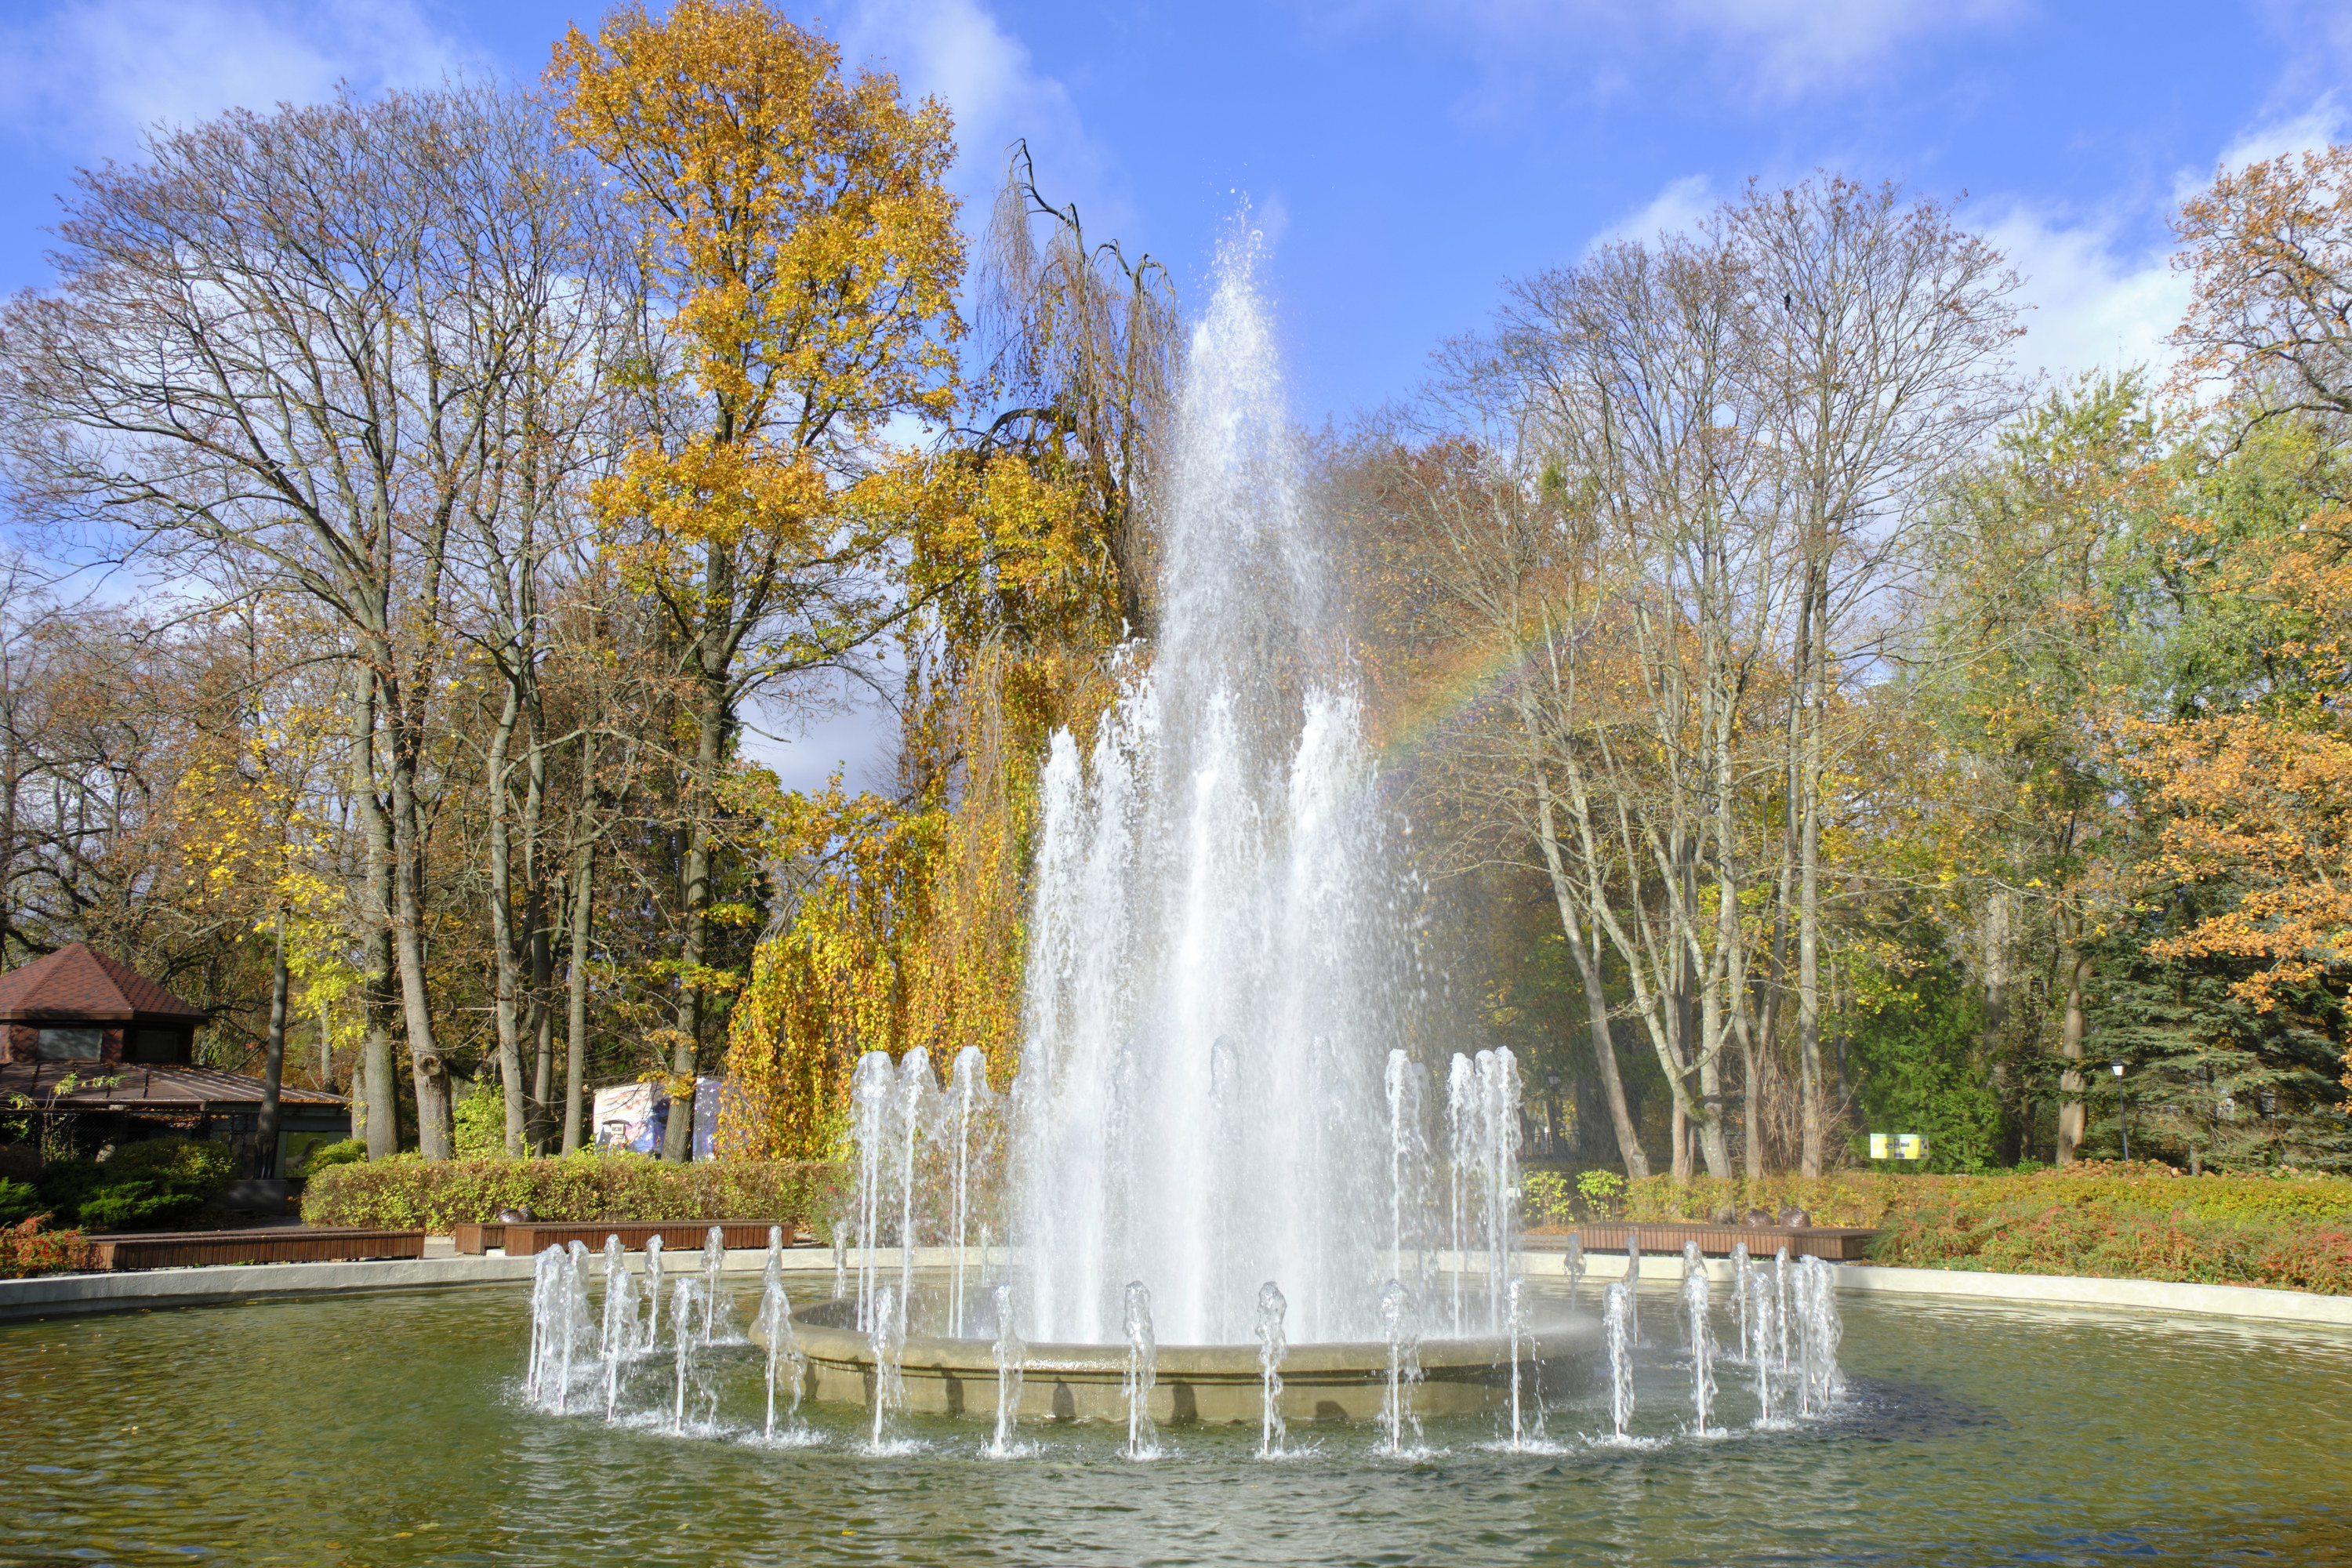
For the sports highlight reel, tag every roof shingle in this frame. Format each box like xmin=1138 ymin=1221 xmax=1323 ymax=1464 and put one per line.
xmin=0 ymin=943 xmax=207 ymax=1022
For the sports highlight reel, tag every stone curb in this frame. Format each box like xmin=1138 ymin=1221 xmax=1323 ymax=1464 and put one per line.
xmin=5 ymin=1243 xmax=2345 ymax=1330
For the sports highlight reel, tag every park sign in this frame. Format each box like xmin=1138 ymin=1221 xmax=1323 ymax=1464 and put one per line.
xmin=1870 ymin=1133 xmax=1926 ymax=1161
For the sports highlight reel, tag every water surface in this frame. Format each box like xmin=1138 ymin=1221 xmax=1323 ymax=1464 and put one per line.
xmin=1 ymin=1282 xmax=2345 ymax=1566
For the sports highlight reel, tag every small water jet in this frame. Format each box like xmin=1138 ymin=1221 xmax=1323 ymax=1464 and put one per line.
xmin=1603 ymin=1281 xmax=1635 ymax=1438
xmin=670 ymin=1278 xmax=705 ymax=1434
xmin=989 ymin=1283 xmax=1025 ymax=1457
xmin=1255 ymin=1280 xmax=1288 ymax=1457
xmin=1504 ymin=1276 xmax=1541 ymax=1450
xmin=1682 ymin=1267 xmax=1715 ymax=1434
xmin=1123 ymin=1281 xmax=1158 ymax=1459
xmin=1379 ymin=1279 xmax=1421 ymax=1456
xmin=1565 ymin=1232 xmax=1585 ymax=1311
xmin=869 ymin=1283 xmax=906 ymax=1450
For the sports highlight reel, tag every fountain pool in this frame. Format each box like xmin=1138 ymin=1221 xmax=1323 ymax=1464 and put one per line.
xmin=5 ymin=1280 xmax=2348 ymax=1566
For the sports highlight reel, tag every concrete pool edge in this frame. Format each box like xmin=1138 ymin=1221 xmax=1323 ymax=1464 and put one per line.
xmin=4 ymin=1245 xmax=2348 ymax=1328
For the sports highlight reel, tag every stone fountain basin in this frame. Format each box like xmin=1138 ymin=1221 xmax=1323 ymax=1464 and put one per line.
xmin=775 ymin=1300 xmax=1599 ymax=1425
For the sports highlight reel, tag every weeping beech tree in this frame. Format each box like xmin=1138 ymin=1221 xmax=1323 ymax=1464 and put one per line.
xmin=716 ymin=153 xmax=1180 ymax=1159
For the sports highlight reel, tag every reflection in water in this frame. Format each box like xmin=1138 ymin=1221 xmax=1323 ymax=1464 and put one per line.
xmin=2 ymin=1286 xmax=2350 ymax=1566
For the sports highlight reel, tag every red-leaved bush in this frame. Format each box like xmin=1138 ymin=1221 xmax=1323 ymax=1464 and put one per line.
xmin=0 ymin=1215 xmax=97 ymax=1279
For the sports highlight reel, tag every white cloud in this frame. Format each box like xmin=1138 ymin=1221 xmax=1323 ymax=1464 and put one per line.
xmin=835 ymin=0 xmax=1120 ymax=226
xmin=0 ymin=0 xmax=477 ymax=159
xmin=1975 ymin=199 xmax=2188 ymax=390
xmin=1344 ymin=0 xmax=2026 ymax=107
xmin=2193 ymin=91 xmax=2348 ymax=194
xmin=1588 ymin=172 xmax=1715 ymax=252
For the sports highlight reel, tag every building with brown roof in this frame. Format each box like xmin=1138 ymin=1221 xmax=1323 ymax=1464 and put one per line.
xmin=0 ymin=943 xmax=349 ymax=1173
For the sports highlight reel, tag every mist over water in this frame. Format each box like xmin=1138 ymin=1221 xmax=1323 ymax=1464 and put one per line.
xmin=1011 ymin=234 xmax=1410 ymax=1345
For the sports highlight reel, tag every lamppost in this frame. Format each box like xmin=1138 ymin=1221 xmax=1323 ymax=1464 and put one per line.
xmin=2111 ymin=1060 xmax=2129 ymax=1163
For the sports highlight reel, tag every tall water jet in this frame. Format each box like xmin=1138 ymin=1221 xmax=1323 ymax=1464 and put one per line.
xmin=1445 ymin=1055 xmax=1472 ymax=1335
xmin=852 ymin=1051 xmax=892 ymax=1329
xmin=1774 ymin=1247 xmax=1792 ymax=1371
xmin=1747 ymin=1268 xmax=1777 ymax=1425
xmin=600 ymin=1233 xmax=640 ymax=1419
xmin=831 ymin=1216 xmax=850 ymax=1301
xmin=1624 ymin=1229 xmax=1642 ymax=1346
xmin=1009 ymin=236 xmax=1428 ymax=1345
xmin=894 ymin=1050 xmax=938 ymax=1319
xmin=1565 ymin=1232 xmax=1585 ymax=1312
xmin=670 ymin=1278 xmax=705 ymax=1434
xmin=1795 ymin=1256 xmax=1843 ymax=1415
xmin=869 ymin=1283 xmax=906 ymax=1450
xmin=754 ymin=1238 xmax=804 ymax=1440
xmin=1383 ymin=1050 xmax=1425 ymax=1288
xmin=700 ymin=1225 xmax=728 ymax=1343
xmin=947 ymin=1045 xmax=989 ymax=1338
xmin=644 ymin=1233 xmax=666 ymax=1344
xmin=1379 ymin=1279 xmax=1420 ymax=1456
xmin=989 ymin=1283 xmax=1025 ymax=1457
xmin=1255 ymin=1281 xmax=1288 ymax=1457
xmin=1728 ymin=1242 xmax=1751 ymax=1360
xmin=1123 ymin=1281 xmax=1158 ymax=1459
xmin=1683 ymin=1268 xmax=1715 ymax=1434
xmin=1603 ymin=1281 xmax=1635 ymax=1438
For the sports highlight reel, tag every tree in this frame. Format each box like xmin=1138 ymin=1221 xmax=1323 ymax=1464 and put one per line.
xmin=553 ymin=0 xmax=966 ymax=1159
xmin=1732 ymin=175 xmax=2021 ymax=1175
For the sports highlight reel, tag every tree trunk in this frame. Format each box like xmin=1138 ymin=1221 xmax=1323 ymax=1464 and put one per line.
xmin=258 ymin=906 xmax=289 ymax=1177
xmin=665 ymin=648 xmax=728 ymax=1163
xmin=352 ymin=670 xmax=401 ymax=1159
xmin=564 ymin=835 xmax=596 ymax=1155
xmin=387 ymin=733 xmax=452 ymax=1159
xmin=1795 ymin=575 xmax=1828 ymax=1178
xmin=1531 ymin=773 xmax=1648 ymax=1178
xmin=2057 ymin=937 xmax=2091 ymax=1164
xmin=486 ymin=678 xmax=528 ymax=1157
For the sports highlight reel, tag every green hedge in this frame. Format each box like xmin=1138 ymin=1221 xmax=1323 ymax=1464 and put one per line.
xmin=1543 ymin=1162 xmax=2352 ymax=1294
xmin=299 ymin=1152 xmax=848 ymax=1232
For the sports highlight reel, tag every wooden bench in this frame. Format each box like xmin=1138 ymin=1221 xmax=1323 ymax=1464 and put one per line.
xmin=1529 ymin=1222 xmax=1877 ymax=1262
xmin=490 ymin=1220 xmax=798 ymax=1257
xmin=93 ymin=1227 xmax=427 ymax=1271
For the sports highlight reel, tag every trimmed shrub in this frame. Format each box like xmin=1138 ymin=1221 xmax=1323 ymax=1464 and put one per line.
xmin=304 ymin=1139 xmax=367 ymax=1171
xmin=26 ymin=1137 xmax=239 ymax=1231
xmin=299 ymin=1152 xmax=848 ymax=1232
xmin=103 ymin=1135 xmax=235 ymax=1196
xmin=1568 ymin=1161 xmax=2352 ymax=1294
xmin=0 ymin=1216 xmax=96 ymax=1278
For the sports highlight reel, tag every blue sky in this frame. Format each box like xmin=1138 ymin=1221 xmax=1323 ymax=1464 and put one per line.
xmin=1 ymin=0 xmax=2343 ymax=783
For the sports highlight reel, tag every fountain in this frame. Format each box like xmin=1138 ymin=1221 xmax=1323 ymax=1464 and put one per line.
xmin=1728 ymin=1242 xmax=1751 ymax=1360
xmin=1603 ymin=1281 xmax=1634 ymax=1438
xmin=1683 ymin=1267 xmax=1715 ymax=1433
xmin=989 ymin=1283 xmax=1025 ymax=1457
xmin=869 ymin=1283 xmax=906 ymax=1450
xmin=753 ymin=1232 xmax=805 ymax=1439
xmin=1379 ymin=1279 xmax=1420 ymax=1455
xmin=1123 ymin=1281 xmax=1159 ymax=1459
xmin=1256 ymin=1281 xmax=1288 ymax=1457
xmin=700 ymin=1225 xmax=728 ymax=1343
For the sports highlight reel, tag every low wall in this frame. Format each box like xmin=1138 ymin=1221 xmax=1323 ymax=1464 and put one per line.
xmin=6 ymin=1243 xmax=2348 ymax=1330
